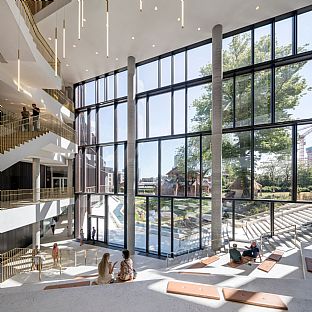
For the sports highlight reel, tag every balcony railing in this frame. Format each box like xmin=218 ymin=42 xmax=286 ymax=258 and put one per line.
xmin=0 ymin=113 xmax=76 ymax=154
xmin=15 ymin=0 xmax=61 ymax=76
xmin=0 ymin=106 xmax=19 ymax=124
xmin=0 ymin=187 xmax=74 ymax=209
xmin=43 ymin=89 xmax=75 ymax=113
xmin=25 ymin=0 xmax=54 ymax=15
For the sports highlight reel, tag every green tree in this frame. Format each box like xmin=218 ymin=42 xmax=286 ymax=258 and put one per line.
xmin=189 ymin=33 xmax=308 ymax=197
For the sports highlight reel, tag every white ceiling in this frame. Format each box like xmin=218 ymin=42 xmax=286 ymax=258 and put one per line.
xmin=37 ymin=0 xmax=312 ymax=84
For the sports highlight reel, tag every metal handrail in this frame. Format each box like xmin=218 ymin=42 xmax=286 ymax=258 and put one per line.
xmin=43 ymin=89 xmax=75 ymax=113
xmin=15 ymin=0 xmax=61 ymax=76
xmin=0 ymin=113 xmax=76 ymax=154
xmin=259 ymin=224 xmax=297 ymax=255
xmin=0 ymin=187 xmax=74 ymax=209
xmin=0 ymin=106 xmax=19 ymax=124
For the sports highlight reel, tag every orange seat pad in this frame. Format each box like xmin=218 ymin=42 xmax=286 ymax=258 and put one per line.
xmin=257 ymin=259 xmax=277 ymax=272
xmin=305 ymin=257 xmax=312 ymax=273
xmin=167 ymin=281 xmax=220 ymax=300
xmin=44 ymin=281 xmax=91 ymax=290
xmin=268 ymin=250 xmax=284 ymax=262
xmin=222 ymin=287 xmax=288 ymax=310
xmin=188 ymin=255 xmax=219 ymax=269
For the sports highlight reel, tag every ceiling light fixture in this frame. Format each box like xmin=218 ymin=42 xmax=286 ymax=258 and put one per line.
xmin=48 ymin=37 xmax=52 ymax=41
xmin=154 ymin=6 xmax=158 ymax=11
xmin=152 ymin=44 xmax=155 ymax=47
xmin=106 ymin=0 xmax=109 ymax=58
xmin=81 ymin=0 xmax=84 ymax=28
xmin=115 ymin=57 xmax=119 ymax=61
xmin=66 ymin=64 xmax=70 ymax=67
xmin=63 ymin=8 xmax=66 ymax=58
xmin=256 ymin=5 xmax=260 ymax=10
xmin=73 ymin=44 xmax=77 ymax=48
xmin=139 ymin=0 xmax=142 ymax=12
xmin=85 ymin=69 xmax=89 ymax=72
xmin=181 ymin=0 xmax=184 ymax=28
xmin=78 ymin=0 xmax=81 ymax=40
xmin=177 ymin=17 xmax=181 ymax=21
xmin=131 ymin=36 xmax=135 ymax=40
xmin=96 ymin=51 xmax=99 ymax=54
xmin=197 ymin=27 xmax=201 ymax=31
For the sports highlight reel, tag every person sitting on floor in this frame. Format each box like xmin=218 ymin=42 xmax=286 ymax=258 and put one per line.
xmin=95 ymin=253 xmax=117 ymax=285
xmin=242 ymin=241 xmax=259 ymax=259
xmin=229 ymin=243 xmax=242 ymax=263
xmin=118 ymin=249 xmax=134 ymax=282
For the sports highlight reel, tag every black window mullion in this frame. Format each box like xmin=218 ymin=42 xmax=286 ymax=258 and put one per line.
xmin=105 ymin=195 xmax=109 ymax=243
xmin=292 ymin=124 xmax=297 ymax=201
xmin=170 ymin=197 xmax=174 ymax=255
xmin=293 ymin=15 xmax=297 ymax=55
xmin=184 ymin=137 xmax=188 ymax=197
xmin=146 ymin=197 xmax=149 ymax=253
xmin=158 ymin=198 xmax=161 ymax=256
xmin=233 ymin=75 xmax=236 ymax=128
xmin=251 ymin=129 xmax=255 ymax=201
xmin=114 ymin=144 xmax=118 ymax=194
xmin=232 ymin=200 xmax=235 ymax=240
xmin=171 ymin=91 xmax=174 ymax=135
xmin=271 ymin=67 xmax=275 ymax=124
xmin=146 ymin=97 xmax=149 ymax=138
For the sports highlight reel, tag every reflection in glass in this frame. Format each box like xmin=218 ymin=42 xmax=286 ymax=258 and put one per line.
xmin=117 ymin=70 xmax=127 ymax=98
xmin=187 ymin=44 xmax=212 ymax=80
xmin=90 ymin=195 xmax=105 ymax=216
xmin=297 ymin=125 xmax=312 ymax=201
xmin=254 ymin=69 xmax=271 ymax=125
xmin=235 ymin=74 xmax=252 ymax=127
xmin=135 ymin=197 xmax=146 ymax=250
xmin=254 ymin=24 xmax=271 ymax=64
xmin=222 ymin=79 xmax=234 ymax=128
xmin=116 ymin=103 xmax=127 ymax=141
xmin=187 ymin=136 xmax=200 ymax=197
xmin=202 ymin=200 xmax=211 ymax=247
xmin=137 ymin=98 xmax=146 ymax=139
xmin=75 ymin=85 xmax=81 ymax=108
xmin=223 ymin=31 xmax=251 ymax=71
xmin=174 ymin=89 xmax=185 ymax=134
xmin=98 ymin=105 xmax=114 ymax=143
xmin=173 ymin=199 xmax=199 ymax=253
xmin=108 ymin=195 xmax=124 ymax=246
xmin=149 ymin=93 xmax=171 ymax=137
xmin=161 ymin=138 xmax=185 ymax=196
xmin=89 ymin=109 xmax=97 ymax=144
xmin=254 ymin=127 xmax=292 ymax=200
xmin=78 ymin=111 xmax=88 ymax=145
xmin=222 ymin=132 xmax=251 ymax=199
xmin=85 ymin=147 xmax=97 ymax=193
xmin=137 ymin=142 xmax=158 ymax=195
xmin=98 ymin=78 xmax=105 ymax=102
xmin=137 ymin=61 xmax=158 ymax=92
xmin=117 ymin=144 xmax=125 ymax=193
xmin=160 ymin=198 xmax=171 ymax=255
xmin=84 ymin=80 xmax=96 ymax=106
xmin=75 ymin=149 xmax=83 ymax=192
xmin=187 ymin=83 xmax=211 ymax=132
xmin=107 ymin=74 xmax=114 ymax=100
xmin=149 ymin=198 xmax=158 ymax=253
xmin=174 ymin=52 xmax=185 ymax=84
xmin=275 ymin=61 xmax=312 ymax=122
xmin=99 ymin=145 xmax=114 ymax=193
xmin=202 ymin=135 xmax=212 ymax=197
xmin=161 ymin=56 xmax=171 ymax=87
xmin=275 ymin=18 xmax=293 ymax=59
xmin=298 ymin=12 xmax=312 ymax=53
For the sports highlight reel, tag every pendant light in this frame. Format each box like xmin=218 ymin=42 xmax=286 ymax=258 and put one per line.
xmin=63 ymin=8 xmax=66 ymax=59
xmin=140 ymin=0 xmax=142 ymax=12
xmin=55 ymin=26 xmax=58 ymax=76
xmin=78 ymin=0 xmax=81 ymax=40
xmin=106 ymin=0 xmax=109 ymax=58
xmin=17 ymin=49 xmax=20 ymax=92
xmin=181 ymin=0 xmax=184 ymax=28
xmin=81 ymin=0 xmax=84 ymax=27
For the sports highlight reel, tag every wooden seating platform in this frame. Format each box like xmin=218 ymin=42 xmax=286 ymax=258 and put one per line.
xmin=178 ymin=271 xmax=211 ymax=276
xmin=227 ymin=256 xmax=252 ymax=268
xmin=257 ymin=259 xmax=277 ymax=272
xmin=75 ymin=274 xmax=98 ymax=280
xmin=257 ymin=250 xmax=284 ymax=273
xmin=188 ymin=255 xmax=219 ymax=269
xmin=305 ymin=257 xmax=312 ymax=273
xmin=167 ymin=281 xmax=220 ymax=300
xmin=268 ymin=250 xmax=284 ymax=262
xmin=222 ymin=287 xmax=288 ymax=310
xmin=44 ymin=280 xmax=91 ymax=290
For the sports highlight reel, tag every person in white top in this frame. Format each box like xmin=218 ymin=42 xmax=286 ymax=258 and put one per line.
xmin=95 ymin=253 xmax=117 ymax=284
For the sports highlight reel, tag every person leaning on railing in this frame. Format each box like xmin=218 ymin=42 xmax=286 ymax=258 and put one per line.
xmin=21 ymin=107 xmax=30 ymax=132
xmin=31 ymin=103 xmax=40 ymax=131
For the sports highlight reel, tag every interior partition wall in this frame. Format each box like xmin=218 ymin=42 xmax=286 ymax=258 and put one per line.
xmin=75 ymin=5 xmax=312 ymax=256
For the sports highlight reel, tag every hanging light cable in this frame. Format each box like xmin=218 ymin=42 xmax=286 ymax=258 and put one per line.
xmin=181 ymin=0 xmax=184 ymax=28
xmin=139 ymin=0 xmax=142 ymax=12
xmin=106 ymin=0 xmax=109 ymax=58
xmin=78 ymin=0 xmax=81 ymax=39
xmin=81 ymin=0 xmax=84 ymax=27
xmin=17 ymin=0 xmax=21 ymax=91
xmin=63 ymin=8 xmax=66 ymax=59
xmin=55 ymin=13 xmax=58 ymax=76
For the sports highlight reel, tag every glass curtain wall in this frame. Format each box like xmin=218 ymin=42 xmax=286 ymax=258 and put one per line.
xmin=75 ymin=6 xmax=312 ymax=255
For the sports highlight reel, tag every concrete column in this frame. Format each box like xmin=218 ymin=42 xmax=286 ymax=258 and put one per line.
xmin=32 ymin=221 xmax=40 ymax=249
xmin=127 ymin=56 xmax=136 ymax=255
xmin=211 ymin=24 xmax=223 ymax=252
xmin=67 ymin=159 xmax=73 ymax=236
xmin=32 ymin=158 xmax=41 ymax=249
xmin=33 ymin=158 xmax=40 ymax=202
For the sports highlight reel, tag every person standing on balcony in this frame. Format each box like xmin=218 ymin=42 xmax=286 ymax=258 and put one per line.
xmin=31 ymin=103 xmax=40 ymax=131
xmin=80 ymin=228 xmax=84 ymax=246
xmin=52 ymin=243 xmax=59 ymax=266
xmin=21 ymin=107 xmax=30 ymax=131
xmin=91 ymin=226 xmax=96 ymax=244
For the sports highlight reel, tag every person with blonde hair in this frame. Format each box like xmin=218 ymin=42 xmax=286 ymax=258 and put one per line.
xmin=95 ymin=253 xmax=117 ymax=285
